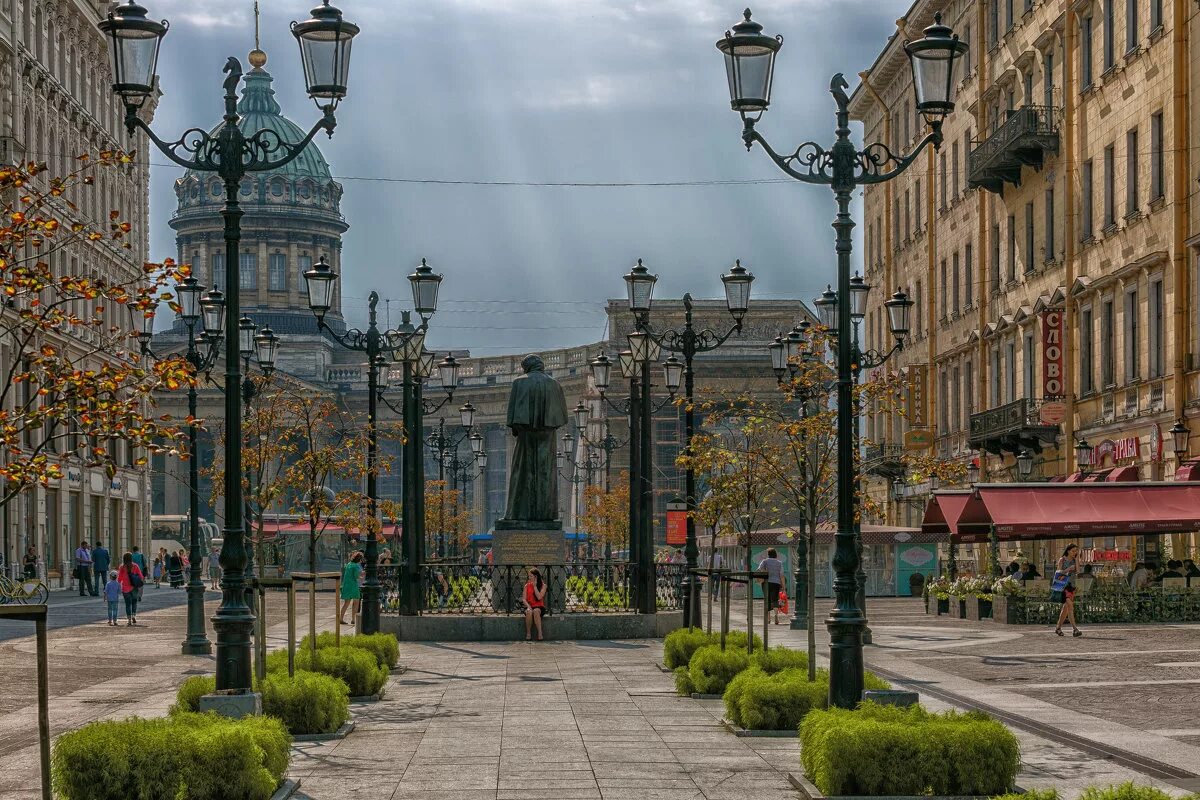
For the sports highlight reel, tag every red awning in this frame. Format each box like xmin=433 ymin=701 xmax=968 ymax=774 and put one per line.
xmin=1176 ymin=459 xmax=1200 ymax=482
xmin=952 ymin=482 xmax=1200 ymax=543
xmin=920 ymin=492 xmax=972 ymax=537
xmin=1106 ymin=465 xmax=1139 ymax=481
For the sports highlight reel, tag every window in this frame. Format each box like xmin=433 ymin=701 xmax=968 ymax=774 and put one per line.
xmin=1151 ymin=0 xmax=1163 ymax=30
xmin=990 ymin=348 xmax=1002 ymax=407
xmin=915 ymin=179 xmax=922 ymax=231
xmin=903 ymin=101 xmax=911 ymax=146
xmin=951 ymin=141 xmax=960 ymax=201
xmin=1126 ymin=0 xmax=1138 ymax=52
xmin=1149 ymin=277 xmax=1165 ymax=378
xmin=1101 ymin=298 xmax=1115 ymax=387
xmin=1024 ymin=202 xmax=1035 ymax=273
xmin=991 ymin=224 xmax=1001 ymax=291
xmin=1024 ymin=334 xmax=1035 ymax=399
xmin=952 ymin=252 xmax=961 ymax=315
xmin=1102 ymin=0 xmax=1114 ymax=70
xmin=965 ymin=244 xmax=974 ymax=307
xmin=212 ymin=252 xmax=226 ymax=289
xmin=1005 ymin=0 xmax=1014 ymax=31
xmin=1124 ymin=287 xmax=1140 ymax=383
xmin=1150 ymin=112 xmax=1164 ymax=200
xmin=1126 ymin=129 xmax=1138 ymax=216
xmin=1023 ymin=72 xmax=1034 ymax=105
xmin=1082 ymin=16 xmax=1094 ymax=89
xmin=1043 ymin=51 xmax=1055 ymax=108
xmin=268 ymin=252 xmax=287 ymax=291
xmin=1005 ymin=341 xmax=1017 ymax=402
xmin=1103 ymin=144 xmax=1115 ymax=228
xmin=1080 ymin=306 xmax=1095 ymax=395
xmin=952 ymin=366 xmax=961 ymax=431
xmin=904 ymin=190 xmax=911 ymax=240
xmin=963 ymin=24 xmax=972 ymax=73
xmin=939 ymin=371 xmax=949 ymax=435
xmin=1082 ymin=159 xmax=1094 ymax=238
xmin=989 ymin=0 xmax=999 ymax=46
xmin=297 ymin=254 xmax=312 ymax=283
xmin=1023 ymin=0 xmax=1032 ymax=13
xmin=965 ymin=359 xmax=975 ymax=416
xmin=940 ymin=259 xmax=948 ymax=318
xmin=1007 ymin=215 xmax=1017 ymax=282
xmin=239 ymin=252 xmax=257 ymax=290
xmin=894 ymin=196 xmax=902 ymax=244
xmin=962 ymin=131 xmax=972 ymax=195
xmin=940 ymin=153 xmax=947 ymax=209
xmin=915 ymin=280 xmax=923 ymax=338
xmin=1045 ymin=186 xmax=1056 ymax=261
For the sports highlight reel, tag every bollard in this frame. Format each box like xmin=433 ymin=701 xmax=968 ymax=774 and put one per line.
xmin=287 ymin=582 xmax=296 ymax=677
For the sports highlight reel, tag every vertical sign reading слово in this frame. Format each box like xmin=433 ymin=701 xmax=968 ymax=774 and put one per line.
xmin=1041 ymin=310 xmax=1064 ymax=399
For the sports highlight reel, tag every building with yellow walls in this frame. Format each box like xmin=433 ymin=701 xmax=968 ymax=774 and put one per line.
xmin=851 ymin=0 xmax=1197 ymax=571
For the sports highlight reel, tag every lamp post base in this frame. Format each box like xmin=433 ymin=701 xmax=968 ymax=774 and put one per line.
xmin=789 ymin=612 xmax=808 ymax=630
xmin=181 ymin=637 xmax=213 ymax=656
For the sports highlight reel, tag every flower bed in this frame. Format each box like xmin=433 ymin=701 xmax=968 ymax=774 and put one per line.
xmin=990 ymin=586 xmax=1200 ymax=625
xmin=52 ymin=713 xmax=290 ymax=800
xmin=799 ymin=702 xmax=1019 ymax=797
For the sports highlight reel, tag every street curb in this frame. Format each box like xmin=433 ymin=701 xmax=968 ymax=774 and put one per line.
xmin=689 ymin=692 xmax=723 ymax=700
xmin=291 ymin=721 xmax=355 ymax=742
xmin=349 ymin=690 xmax=384 ymax=703
xmin=720 ymin=718 xmax=795 ymax=737
xmin=271 ymin=778 xmax=302 ymax=799
xmin=655 ymin=662 xmax=672 ymax=673
xmin=787 ymin=772 xmax=1022 ymax=799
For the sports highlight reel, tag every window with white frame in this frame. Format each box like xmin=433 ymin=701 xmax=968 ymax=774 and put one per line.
xmin=268 ymin=252 xmax=287 ymax=291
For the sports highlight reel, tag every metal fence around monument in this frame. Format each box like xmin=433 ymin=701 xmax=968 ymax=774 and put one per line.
xmin=378 ymin=563 xmax=685 ymax=614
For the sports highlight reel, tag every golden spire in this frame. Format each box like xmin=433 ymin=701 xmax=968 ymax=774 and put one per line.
xmin=248 ymin=1 xmax=267 ymax=69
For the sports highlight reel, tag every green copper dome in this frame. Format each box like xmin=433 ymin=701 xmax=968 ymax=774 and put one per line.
xmin=186 ymin=67 xmax=332 ymax=180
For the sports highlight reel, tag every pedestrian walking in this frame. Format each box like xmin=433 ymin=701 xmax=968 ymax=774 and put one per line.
xmin=167 ymin=551 xmax=184 ymax=588
xmin=130 ymin=546 xmax=147 ymax=601
xmin=208 ymin=546 xmax=221 ymax=589
xmin=339 ymin=552 xmax=363 ymax=625
xmin=708 ymin=550 xmax=723 ymax=599
xmin=22 ymin=546 xmax=38 ymax=580
xmin=75 ymin=541 xmax=95 ymax=597
xmin=1053 ymin=543 xmax=1082 ymax=638
xmin=757 ymin=548 xmax=785 ymax=624
xmin=433 ymin=568 xmax=450 ymax=609
xmin=104 ymin=571 xmax=121 ymax=625
xmin=116 ymin=552 xmax=145 ymax=626
xmin=92 ymin=541 xmax=111 ymax=597
xmin=152 ymin=556 xmax=164 ymax=587
xmin=523 ymin=567 xmax=546 ymax=641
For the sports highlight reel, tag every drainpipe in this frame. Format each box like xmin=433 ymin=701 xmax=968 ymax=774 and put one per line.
xmin=1062 ymin=20 xmax=1077 ymax=474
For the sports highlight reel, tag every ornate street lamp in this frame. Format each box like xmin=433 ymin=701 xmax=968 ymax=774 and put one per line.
xmin=626 ymin=260 xmax=753 ymax=626
xmin=459 ymin=402 xmax=476 ymax=430
xmin=1016 ymin=450 xmax=1034 ymax=481
xmin=573 ymin=401 xmax=590 ymax=431
xmin=966 ymin=459 xmax=980 ymax=485
xmin=102 ymin=0 xmax=358 ymax=694
xmin=718 ymin=7 xmax=965 ymax=708
xmin=1075 ymin=438 xmax=1094 ymax=474
xmin=1170 ymin=420 xmax=1189 ymax=462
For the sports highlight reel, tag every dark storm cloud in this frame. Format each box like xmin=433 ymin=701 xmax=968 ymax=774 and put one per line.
xmin=146 ymin=0 xmax=911 ymax=354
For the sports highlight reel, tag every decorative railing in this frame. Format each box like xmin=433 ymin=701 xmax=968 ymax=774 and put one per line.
xmin=378 ymin=562 xmax=685 ymax=614
xmin=968 ymin=105 xmax=1061 ymax=192
xmin=1004 ymin=586 xmax=1200 ymax=624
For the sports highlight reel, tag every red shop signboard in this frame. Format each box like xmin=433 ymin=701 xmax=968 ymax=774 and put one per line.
xmin=1041 ymin=310 xmax=1064 ymax=399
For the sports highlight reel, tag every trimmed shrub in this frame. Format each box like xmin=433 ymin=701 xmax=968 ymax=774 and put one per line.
xmin=725 ymin=666 xmax=828 ymax=731
xmin=673 ymin=665 xmax=696 ymax=695
xmin=801 ymin=702 xmax=1020 ymax=797
xmin=174 ymin=674 xmax=216 ymax=713
xmin=260 ymin=670 xmax=350 ymax=735
xmin=752 ymin=645 xmax=809 ymax=674
xmin=299 ymin=631 xmax=400 ymax=669
xmin=864 ymin=671 xmax=892 ymax=691
xmin=993 ymin=791 xmax=1061 ymax=800
xmin=685 ymin=644 xmax=750 ymax=695
xmin=663 ymin=628 xmax=715 ymax=669
xmin=52 ymin=713 xmax=289 ymax=800
xmin=1081 ymin=785 xmax=1200 ymax=800
xmin=267 ymin=645 xmax=387 ymax=697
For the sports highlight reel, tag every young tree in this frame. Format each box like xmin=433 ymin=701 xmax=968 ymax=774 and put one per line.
xmin=579 ymin=471 xmax=630 ymax=558
xmin=421 ymin=479 xmax=473 ymax=559
xmin=0 ymin=156 xmax=191 ymax=515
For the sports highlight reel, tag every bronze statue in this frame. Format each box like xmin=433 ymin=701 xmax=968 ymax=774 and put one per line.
xmin=503 ymin=354 xmax=568 ymax=522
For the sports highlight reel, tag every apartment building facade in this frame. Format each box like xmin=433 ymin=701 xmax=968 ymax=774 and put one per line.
xmin=852 ymin=0 xmax=1197 ymax=566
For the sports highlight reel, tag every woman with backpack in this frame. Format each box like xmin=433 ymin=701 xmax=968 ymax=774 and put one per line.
xmin=117 ymin=552 xmax=145 ymax=626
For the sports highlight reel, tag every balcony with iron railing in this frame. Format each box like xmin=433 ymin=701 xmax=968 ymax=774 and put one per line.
xmin=967 ymin=105 xmax=1062 ymax=195
xmin=967 ymin=397 xmax=1060 ymax=455
xmin=862 ymin=444 xmax=905 ymax=478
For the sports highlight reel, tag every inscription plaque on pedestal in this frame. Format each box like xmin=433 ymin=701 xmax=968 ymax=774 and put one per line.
xmin=489 ymin=521 xmax=566 ymax=612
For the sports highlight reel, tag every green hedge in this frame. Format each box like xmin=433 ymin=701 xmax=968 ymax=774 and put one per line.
xmin=723 ymin=665 xmax=891 ymax=731
xmin=994 ymin=785 xmax=1200 ymax=800
xmin=801 ymin=702 xmax=1019 ymax=796
xmin=299 ymin=632 xmax=400 ymax=669
xmin=662 ymin=628 xmax=763 ymax=670
xmin=267 ymin=645 xmax=387 ymax=697
xmin=52 ymin=713 xmax=289 ymax=800
xmin=174 ymin=674 xmax=216 ymax=713
xmin=260 ymin=671 xmax=350 ymax=735
xmin=752 ymin=645 xmax=809 ymax=674
xmin=678 ymin=644 xmax=751 ymax=695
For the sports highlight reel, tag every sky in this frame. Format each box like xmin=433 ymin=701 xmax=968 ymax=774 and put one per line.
xmin=145 ymin=0 xmax=912 ymax=355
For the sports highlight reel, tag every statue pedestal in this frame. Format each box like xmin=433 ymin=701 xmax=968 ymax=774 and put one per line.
xmin=490 ymin=520 xmax=566 ymax=613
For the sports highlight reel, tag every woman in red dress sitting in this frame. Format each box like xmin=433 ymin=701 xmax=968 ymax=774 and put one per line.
xmin=524 ymin=568 xmax=546 ymax=641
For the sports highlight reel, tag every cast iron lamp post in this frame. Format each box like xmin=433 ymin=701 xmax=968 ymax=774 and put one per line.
xmin=101 ymin=0 xmax=358 ymax=692
xmin=717 ymin=8 xmax=965 ymax=708
xmin=303 ymin=258 xmax=445 ymax=634
xmin=1017 ymin=450 xmax=1034 ymax=481
xmin=559 ymin=433 xmax=603 ymax=555
xmin=1074 ymin=438 xmax=1094 ymax=475
xmin=1170 ymin=420 xmax=1190 ymax=465
xmin=134 ymin=277 xmax=226 ymax=655
xmin=576 ymin=400 xmax=631 ymax=569
xmin=426 ymin=405 xmax=476 ymax=559
xmin=440 ymin=434 xmax=485 ymax=559
xmin=624 ymin=259 xmax=754 ymax=628
xmin=590 ymin=344 xmax=675 ymax=613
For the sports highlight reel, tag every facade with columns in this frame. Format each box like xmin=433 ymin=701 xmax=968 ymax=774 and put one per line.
xmin=852 ymin=0 xmax=1198 ymax=568
xmin=1 ymin=0 xmax=157 ymax=583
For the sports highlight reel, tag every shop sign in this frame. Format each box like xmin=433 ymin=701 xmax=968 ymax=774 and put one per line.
xmin=1039 ymin=401 xmax=1067 ymax=425
xmin=665 ymin=510 xmax=687 ymax=546
xmin=65 ymin=468 xmax=83 ymax=488
xmin=1150 ymin=423 xmax=1163 ymax=463
xmin=905 ymin=364 xmax=927 ymax=427
xmin=110 ymin=477 xmax=124 ymax=493
xmin=1088 ymin=550 xmax=1131 ymax=562
xmin=904 ymin=429 xmax=934 ymax=450
xmin=1041 ymin=310 xmax=1065 ymax=398
xmin=1091 ymin=436 xmax=1139 ymax=465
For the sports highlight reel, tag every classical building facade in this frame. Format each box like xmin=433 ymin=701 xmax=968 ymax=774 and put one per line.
xmin=1 ymin=0 xmax=156 ymax=584
xmin=852 ymin=0 xmax=1197 ymax=565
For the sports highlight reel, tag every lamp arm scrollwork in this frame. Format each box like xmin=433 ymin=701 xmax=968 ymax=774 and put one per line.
xmin=856 ymin=131 xmax=941 ymax=186
xmin=741 ymin=122 xmax=834 ymax=186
